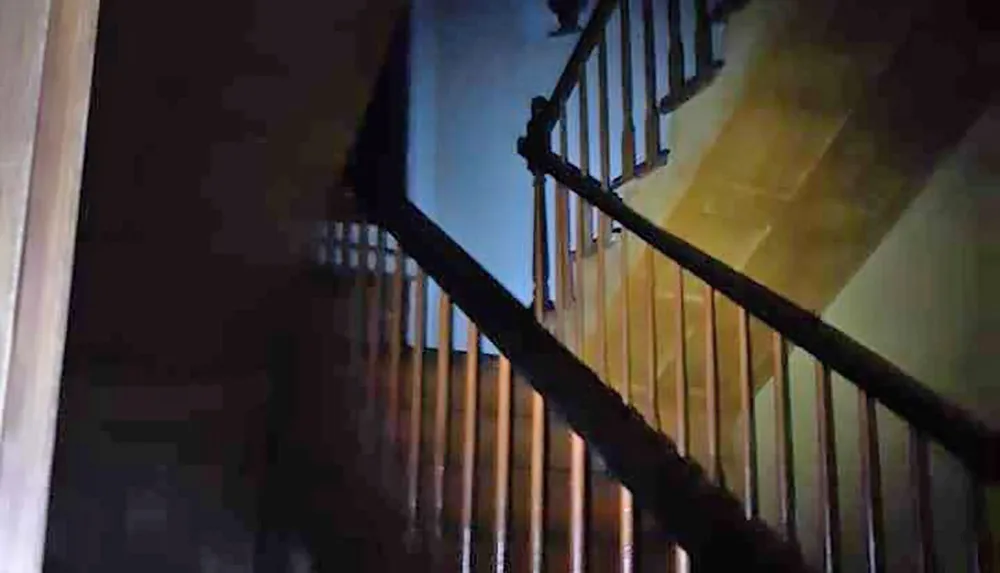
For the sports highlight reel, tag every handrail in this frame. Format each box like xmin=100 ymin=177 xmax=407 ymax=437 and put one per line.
xmin=356 ymin=192 xmax=811 ymax=572
xmin=534 ymin=0 xmax=620 ymax=135
xmin=518 ymin=144 xmax=1000 ymax=481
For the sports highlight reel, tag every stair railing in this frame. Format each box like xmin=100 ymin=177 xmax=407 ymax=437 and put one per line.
xmin=519 ymin=2 xmax=998 ymax=573
xmin=328 ymin=192 xmax=811 ymax=572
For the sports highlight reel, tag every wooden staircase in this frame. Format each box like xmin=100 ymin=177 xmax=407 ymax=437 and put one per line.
xmin=314 ymin=0 xmax=998 ymax=570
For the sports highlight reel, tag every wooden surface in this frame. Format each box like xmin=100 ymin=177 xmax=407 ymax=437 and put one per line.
xmin=0 ymin=0 xmax=101 ymax=570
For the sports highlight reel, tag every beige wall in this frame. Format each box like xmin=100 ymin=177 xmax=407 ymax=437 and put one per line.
xmin=750 ymin=104 xmax=999 ymax=572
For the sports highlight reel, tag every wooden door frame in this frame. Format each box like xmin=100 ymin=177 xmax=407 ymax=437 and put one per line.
xmin=0 ymin=0 xmax=100 ymax=570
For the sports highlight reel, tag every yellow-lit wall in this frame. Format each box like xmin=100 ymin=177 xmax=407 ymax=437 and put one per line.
xmin=750 ymin=104 xmax=999 ymax=573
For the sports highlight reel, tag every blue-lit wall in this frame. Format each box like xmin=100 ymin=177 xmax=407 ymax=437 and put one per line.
xmin=408 ymin=0 xmax=583 ymax=351
xmin=407 ymin=0 xmax=697 ymax=351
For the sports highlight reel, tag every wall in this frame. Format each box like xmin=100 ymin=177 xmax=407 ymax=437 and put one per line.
xmin=407 ymin=0 xmax=705 ymax=351
xmin=750 ymin=104 xmax=1000 ymax=572
xmin=407 ymin=0 xmax=572 ymax=351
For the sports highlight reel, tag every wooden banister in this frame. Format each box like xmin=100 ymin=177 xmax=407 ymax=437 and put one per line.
xmin=353 ymin=190 xmax=812 ymax=572
xmin=517 ymin=144 xmax=1000 ymax=482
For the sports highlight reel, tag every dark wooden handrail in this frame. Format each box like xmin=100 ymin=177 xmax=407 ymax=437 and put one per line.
xmin=355 ymin=192 xmax=812 ymax=573
xmin=534 ymin=0 xmax=620 ymax=135
xmin=518 ymin=143 xmax=1000 ymax=481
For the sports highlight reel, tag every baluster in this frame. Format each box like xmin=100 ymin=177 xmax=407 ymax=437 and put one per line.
xmin=433 ymin=292 xmax=453 ymax=545
xmin=555 ymin=109 xmax=587 ymax=573
xmin=598 ymin=32 xmax=612 ymax=199
xmin=557 ymin=111 xmax=571 ymax=323
xmin=367 ymin=229 xmax=388 ymax=457
xmin=596 ymin=33 xmax=611 ymax=414
xmin=350 ymin=223 xmax=368 ymax=437
xmin=387 ymin=247 xmax=406 ymax=466
xmin=493 ymin=355 xmax=512 ymax=573
xmin=620 ymin=0 xmax=636 ymax=181
xmin=531 ymin=96 xmax=551 ymax=312
xmin=336 ymin=222 xmax=346 ymax=268
xmin=909 ymin=428 xmax=935 ymax=573
xmin=705 ymin=285 xmax=722 ymax=484
xmin=359 ymin=225 xmax=376 ymax=450
xmin=815 ymin=361 xmax=840 ymax=573
xmin=330 ymin=222 xmax=341 ymax=268
xmin=460 ymin=320 xmax=480 ymax=573
xmin=773 ymin=332 xmax=797 ymax=545
xmin=645 ymin=248 xmax=660 ymax=430
xmin=562 ymin=110 xmax=589 ymax=573
xmin=738 ymin=307 xmax=758 ymax=518
xmin=569 ymin=288 xmax=589 ymax=573
xmin=578 ymin=60 xmax=594 ymax=253
xmin=673 ymin=262 xmax=690 ymax=572
xmin=406 ymin=269 xmax=427 ymax=542
xmin=619 ymin=228 xmax=636 ymax=573
xmin=598 ymin=31 xmax=614 ymax=255
xmin=694 ymin=0 xmax=714 ymax=77
xmin=641 ymin=0 xmax=659 ymax=167
xmin=859 ymin=390 xmax=885 ymax=573
xmin=595 ymin=44 xmax=612 ymax=559
xmin=666 ymin=0 xmax=685 ymax=98
xmin=530 ymin=175 xmax=548 ymax=573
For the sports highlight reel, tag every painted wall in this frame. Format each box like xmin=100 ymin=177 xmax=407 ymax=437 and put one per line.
xmin=748 ymin=105 xmax=999 ymax=572
xmin=408 ymin=0 xmax=577 ymax=351
xmin=407 ymin=0 xmax=704 ymax=351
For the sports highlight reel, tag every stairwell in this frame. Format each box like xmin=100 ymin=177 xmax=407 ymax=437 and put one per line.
xmin=545 ymin=0 xmax=998 ymax=506
xmin=322 ymin=0 xmax=998 ymax=571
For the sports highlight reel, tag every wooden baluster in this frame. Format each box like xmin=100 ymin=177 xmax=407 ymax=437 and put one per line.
xmin=859 ymin=390 xmax=885 ymax=573
xmin=598 ymin=31 xmax=612 ymax=195
xmin=533 ymin=172 xmax=551 ymax=311
xmin=773 ymin=332 xmax=797 ymax=546
xmin=619 ymin=229 xmax=636 ymax=573
xmin=578 ymin=59 xmax=594 ymax=253
xmin=673 ymin=262 xmax=690 ymax=572
xmin=406 ymin=269 xmax=427 ymax=542
xmin=705 ymin=285 xmax=722 ymax=485
xmin=557 ymin=111 xmax=571 ymax=328
xmin=645 ymin=248 xmax=660 ymax=431
xmin=349 ymin=223 xmax=366 ymax=434
xmin=815 ymin=361 xmax=841 ymax=573
xmin=367 ymin=228 xmax=388 ymax=464
xmin=460 ymin=320 xmax=480 ymax=573
xmin=608 ymin=5 xmax=636 ymax=573
xmin=569 ymin=101 xmax=591 ymax=573
xmin=386 ymin=248 xmax=406 ymax=466
xmin=356 ymin=224 xmax=373 ymax=444
xmin=620 ymin=0 xmax=636 ymax=182
xmin=909 ymin=428 xmax=935 ymax=573
xmin=433 ymin=291 xmax=453 ymax=546
xmin=493 ymin=355 xmax=513 ymax=572
xmin=738 ymin=307 xmax=758 ymax=519
xmin=530 ymin=178 xmax=548 ymax=573
xmin=642 ymin=0 xmax=659 ymax=168
xmin=569 ymin=249 xmax=590 ymax=573
xmin=594 ymin=38 xmax=614 ymax=569
xmin=598 ymin=31 xmax=613 ymax=255
xmin=694 ymin=0 xmax=714 ymax=77
xmin=556 ymin=110 xmax=587 ymax=573
xmin=666 ymin=0 xmax=685 ymax=98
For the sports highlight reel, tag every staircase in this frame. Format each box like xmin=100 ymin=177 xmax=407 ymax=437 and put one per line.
xmin=311 ymin=0 xmax=998 ymax=571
